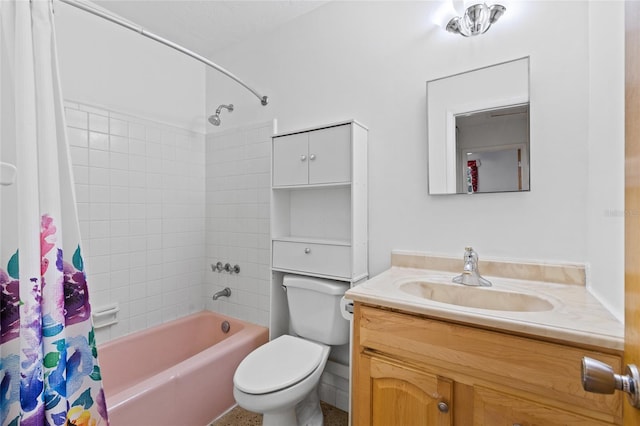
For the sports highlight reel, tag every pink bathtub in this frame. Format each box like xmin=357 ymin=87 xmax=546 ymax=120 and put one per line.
xmin=98 ymin=311 xmax=268 ymax=426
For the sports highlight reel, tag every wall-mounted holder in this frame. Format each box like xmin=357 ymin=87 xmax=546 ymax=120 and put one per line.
xmin=92 ymin=303 xmax=119 ymax=329
xmin=0 ymin=162 xmax=17 ymax=186
xmin=211 ymin=261 xmax=240 ymax=274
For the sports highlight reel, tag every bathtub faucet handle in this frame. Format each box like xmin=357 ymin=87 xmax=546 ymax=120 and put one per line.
xmin=211 ymin=261 xmax=240 ymax=274
xmin=223 ymin=263 xmax=240 ymax=274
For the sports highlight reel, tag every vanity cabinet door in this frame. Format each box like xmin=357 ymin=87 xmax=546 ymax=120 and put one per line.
xmin=272 ymin=132 xmax=308 ymax=186
xmin=473 ymin=386 xmax=612 ymax=426
xmin=308 ymin=124 xmax=351 ymax=184
xmin=356 ymin=354 xmax=453 ymax=426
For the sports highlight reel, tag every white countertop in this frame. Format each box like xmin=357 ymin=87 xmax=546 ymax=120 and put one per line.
xmin=346 ymin=266 xmax=624 ymax=351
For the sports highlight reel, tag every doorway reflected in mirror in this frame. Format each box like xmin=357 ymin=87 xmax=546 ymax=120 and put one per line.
xmin=456 ymin=104 xmax=530 ymax=193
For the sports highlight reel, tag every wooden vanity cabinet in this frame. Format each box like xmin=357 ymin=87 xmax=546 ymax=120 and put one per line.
xmin=352 ymin=303 xmax=623 ymax=426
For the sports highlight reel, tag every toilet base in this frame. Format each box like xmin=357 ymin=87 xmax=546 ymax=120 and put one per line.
xmin=262 ymin=387 xmax=323 ymax=426
xmin=262 ymin=407 xmax=297 ymax=426
xmin=295 ymin=386 xmax=323 ymax=426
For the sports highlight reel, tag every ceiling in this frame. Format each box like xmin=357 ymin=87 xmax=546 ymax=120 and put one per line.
xmin=92 ymin=0 xmax=330 ymax=58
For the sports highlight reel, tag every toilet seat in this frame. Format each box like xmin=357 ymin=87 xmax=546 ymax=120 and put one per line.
xmin=234 ymin=335 xmax=325 ymax=395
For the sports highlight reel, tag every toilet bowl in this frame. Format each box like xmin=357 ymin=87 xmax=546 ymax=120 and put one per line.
xmin=232 ymin=275 xmax=350 ymax=426
xmin=233 ymin=335 xmax=330 ymax=426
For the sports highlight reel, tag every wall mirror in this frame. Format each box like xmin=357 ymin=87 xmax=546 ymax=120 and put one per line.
xmin=427 ymin=57 xmax=530 ymax=194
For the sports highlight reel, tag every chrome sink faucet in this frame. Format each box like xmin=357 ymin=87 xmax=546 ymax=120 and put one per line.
xmin=452 ymin=247 xmax=492 ymax=287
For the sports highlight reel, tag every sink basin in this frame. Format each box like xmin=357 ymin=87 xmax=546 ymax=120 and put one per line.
xmin=398 ymin=280 xmax=554 ymax=312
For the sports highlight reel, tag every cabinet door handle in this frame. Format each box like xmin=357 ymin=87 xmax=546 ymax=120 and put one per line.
xmin=304 ymin=248 xmax=311 ymax=254
xmin=309 ymin=153 xmax=316 ymax=161
xmin=437 ymin=401 xmax=449 ymax=413
xmin=300 ymin=155 xmax=307 ymax=161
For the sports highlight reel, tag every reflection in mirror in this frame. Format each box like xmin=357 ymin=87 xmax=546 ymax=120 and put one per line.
xmin=427 ymin=57 xmax=530 ymax=195
xmin=456 ymin=104 xmax=529 ymax=193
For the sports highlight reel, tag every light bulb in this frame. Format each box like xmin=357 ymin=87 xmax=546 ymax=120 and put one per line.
xmin=442 ymin=0 xmax=507 ymax=37
xmin=463 ymin=1 xmax=489 ymax=35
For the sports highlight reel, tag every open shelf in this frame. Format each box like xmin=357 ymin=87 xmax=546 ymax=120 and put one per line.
xmin=271 ymin=186 xmax=352 ymax=243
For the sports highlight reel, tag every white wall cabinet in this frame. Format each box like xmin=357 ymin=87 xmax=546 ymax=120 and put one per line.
xmin=273 ymin=124 xmax=352 ymax=186
xmin=270 ymin=120 xmax=368 ymax=338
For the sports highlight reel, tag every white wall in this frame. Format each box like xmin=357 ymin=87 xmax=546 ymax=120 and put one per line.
xmin=54 ymin=1 xmax=206 ymax=132
xmin=586 ymin=1 xmax=625 ymax=320
xmin=205 ymin=1 xmax=625 ymax=319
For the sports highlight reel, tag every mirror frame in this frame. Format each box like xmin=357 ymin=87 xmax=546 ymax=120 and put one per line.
xmin=427 ymin=57 xmax=530 ymax=195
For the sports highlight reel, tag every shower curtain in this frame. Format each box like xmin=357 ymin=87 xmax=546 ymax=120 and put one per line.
xmin=0 ymin=1 xmax=109 ymax=425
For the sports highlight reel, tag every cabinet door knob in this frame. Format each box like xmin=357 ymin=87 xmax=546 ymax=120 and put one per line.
xmin=300 ymin=155 xmax=307 ymax=161
xmin=437 ymin=401 xmax=449 ymax=413
xmin=309 ymin=153 xmax=316 ymax=161
xmin=304 ymin=248 xmax=311 ymax=254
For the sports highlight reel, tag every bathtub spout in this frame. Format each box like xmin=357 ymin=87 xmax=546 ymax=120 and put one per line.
xmin=212 ymin=287 xmax=231 ymax=300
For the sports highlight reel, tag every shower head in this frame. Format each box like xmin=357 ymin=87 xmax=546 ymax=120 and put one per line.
xmin=208 ymin=104 xmax=234 ymax=126
xmin=208 ymin=114 xmax=221 ymax=126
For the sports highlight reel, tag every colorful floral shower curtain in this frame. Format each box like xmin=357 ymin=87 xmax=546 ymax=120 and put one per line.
xmin=0 ymin=1 xmax=108 ymax=425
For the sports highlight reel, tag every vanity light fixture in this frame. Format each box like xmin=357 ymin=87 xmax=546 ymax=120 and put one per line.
xmin=444 ymin=0 xmax=506 ymax=37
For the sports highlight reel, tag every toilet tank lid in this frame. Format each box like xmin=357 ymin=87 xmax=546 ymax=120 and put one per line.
xmin=283 ymin=275 xmax=349 ymax=295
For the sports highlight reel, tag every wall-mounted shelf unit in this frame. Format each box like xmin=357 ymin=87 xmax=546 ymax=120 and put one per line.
xmin=270 ymin=120 xmax=368 ymax=339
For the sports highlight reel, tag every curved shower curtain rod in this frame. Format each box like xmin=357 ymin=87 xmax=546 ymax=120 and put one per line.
xmin=56 ymin=0 xmax=269 ymax=106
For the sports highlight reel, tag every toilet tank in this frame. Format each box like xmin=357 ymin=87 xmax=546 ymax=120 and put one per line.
xmin=283 ymin=275 xmax=350 ymax=345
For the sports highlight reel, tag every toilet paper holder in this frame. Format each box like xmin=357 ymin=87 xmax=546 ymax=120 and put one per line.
xmin=340 ymin=297 xmax=353 ymax=320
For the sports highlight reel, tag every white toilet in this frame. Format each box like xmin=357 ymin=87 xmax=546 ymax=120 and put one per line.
xmin=233 ymin=275 xmax=350 ymax=426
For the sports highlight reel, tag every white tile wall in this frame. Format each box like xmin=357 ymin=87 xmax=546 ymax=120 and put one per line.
xmin=205 ymin=122 xmax=272 ymax=327
xmin=64 ymin=101 xmax=206 ymax=344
